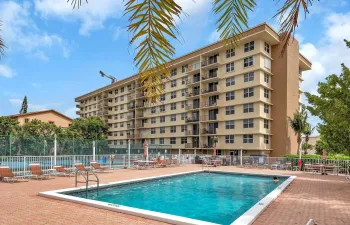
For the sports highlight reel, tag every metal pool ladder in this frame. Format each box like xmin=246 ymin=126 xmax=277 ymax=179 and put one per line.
xmin=74 ymin=163 xmax=99 ymax=195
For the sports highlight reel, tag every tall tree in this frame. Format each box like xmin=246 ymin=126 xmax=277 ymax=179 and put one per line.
xmin=288 ymin=106 xmax=308 ymax=155
xmin=68 ymin=117 xmax=109 ymax=139
xmin=305 ymin=40 xmax=350 ymax=155
xmin=19 ymin=96 xmax=28 ymax=114
xmin=0 ymin=117 xmax=20 ymax=135
xmin=0 ymin=20 xmax=5 ymax=57
xmin=66 ymin=0 xmax=315 ymax=100
xmin=303 ymin=123 xmax=314 ymax=154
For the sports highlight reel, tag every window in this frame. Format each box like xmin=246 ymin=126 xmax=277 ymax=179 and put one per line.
xmin=181 ymin=137 xmax=187 ymax=144
xmin=226 ymin=120 xmax=235 ymax=129
xmin=171 ymin=114 xmax=176 ymax=121
xmin=181 ymin=101 xmax=187 ymax=108
xmin=264 ymin=119 xmax=269 ymax=129
xmin=160 ymin=127 xmax=165 ymax=133
xmin=120 ymin=114 xmax=124 ymax=119
xmin=115 ymin=89 xmax=118 ymax=94
xmin=244 ymin=56 xmax=254 ymax=67
xmin=182 ymin=77 xmax=188 ymax=85
xmin=121 ymin=87 xmax=124 ymax=93
xmin=120 ymin=104 xmax=124 ymax=110
xmin=226 ymin=48 xmax=235 ymax=58
xmin=244 ymin=88 xmax=254 ymax=98
xmin=264 ymin=104 xmax=270 ymax=114
xmin=170 ymin=126 xmax=176 ymax=133
xmin=226 ymin=62 xmax=234 ymax=72
xmin=151 ymin=117 xmax=156 ymax=124
xmin=159 ymin=138 xmax=164 ymax=144
xmin=171 ymin=103 xmax=177 ymax=110
xmin=244 ymin=41 xmax=254 ymax=52
xmin=264 ymin=135 xmax=269 ymax=144
xmin=151 ymin=128 xmax=156 ymax=134
xmin=243 ymin=134 xmax=253 ymax=143
xmin=264 ymin=89 xmax=270 ymax=98
xmin=120 ymin=131 xmax=124 ymax=136
xmin=171 ymin=91 xmax=177 ymax=99
xmin=120 ymin=122 xmax=124 ymax=127
xmin=264 ymin=57 xmax=271 ymax=70
xmin=114 ymin=97 xmax=118 ymax=103
xmin=160 ymin=94 xmax=165 ymax=101
xmin=243 ymin=119 xmax=254 ymax=128
xmin=170 ymin=137 xmax=176 ymax=144
xmin=226 ymin=91 xmax=235 ymax=101
xmin=264 ymin=73 xmax=269 ymax=83
xmin=114 ymin=115 xmax=118 ymax=119
xmin=120 ymin=95 xmax=124 ymax=101
xmin=182 ymin=65 xmax=188 ymax=73
xmin=120 ymin=140 xmax=124 ymax=145
xmin=264 ymin=42 xmax=270 ymax=53
xmin=150 ymin=138 xmax=155 ymax=144
xmin=226 ymin=77 xmax=235 ymax=87
xmin=114 ymin=132 xmax=117 ymax=136
xmin=243 ymin=103 xmax=254 ymax=113
xmin=171 ymin=68 xmax=177 ymax=76
xmin=160 ymin=116 xmax=165 ymax=123
xmin=244 ymin=72 xmax=254 ymax=82
xmin=160 ymin=105 xmax=166 ymax=112
xmin=151 ymin=107 xmax=156 ymax=114
xmin=114 ymin=123 xmax=118 ymax=128
xmin=171 ymin=80 xmax=177 ymax=88
xmin=181 ymin=125 xmax=187 ymax=132
xmin=24 ymin=118 xmax=30 ymax=123
xmin=181 ymin=89 xmax=187 ymax=97
xmin=226 ymin=105 xmax=235 ymax=115
xmin=114 ymin=106 xmax=118 ymax=111
xmin=225 ymin=135 xmax=234 ymax=144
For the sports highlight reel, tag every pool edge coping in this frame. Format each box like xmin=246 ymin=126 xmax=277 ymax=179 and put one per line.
xmin=39 ymin=169 xmax=295 ymax=225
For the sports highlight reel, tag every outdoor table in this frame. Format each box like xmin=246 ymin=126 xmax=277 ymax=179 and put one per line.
xmin=137 ymin=161 xmax=155 ymax=169
xmin=210 ymin=160 xmax=221 ymax=167
xmin=324 ymin=165 xmax=340 ymax=175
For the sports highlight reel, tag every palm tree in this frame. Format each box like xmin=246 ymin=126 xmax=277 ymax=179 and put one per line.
xmin=303 ymin=123 xmax=314 ymax=153
xmin=0 ymin=20 xmax=5 ymax=57
xmin=288 ymin=106 xmax=308 ymax=155
xmin=67 ymin=1 xmax=316 ymax=100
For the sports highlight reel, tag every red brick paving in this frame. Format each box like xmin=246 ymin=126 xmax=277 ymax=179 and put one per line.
xmin=1 ymin=165 xmax=349 ymax=225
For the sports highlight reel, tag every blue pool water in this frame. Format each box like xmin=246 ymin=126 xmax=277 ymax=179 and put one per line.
xmin=68 ymin=172 xmax=287 ymax=225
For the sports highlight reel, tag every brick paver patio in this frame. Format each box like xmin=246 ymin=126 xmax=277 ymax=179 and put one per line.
xmin=1 ymin=164 xmax=349 ymax=225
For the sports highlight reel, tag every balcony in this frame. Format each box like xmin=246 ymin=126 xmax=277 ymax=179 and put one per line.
xmin=201 ymin=87 xmax=219 ymax=96
xmin=201 ymin=58 xmax=219 ymax=68
xmin=185 ymin=143 xmax=199 ymax=148
xmin=127 ymin=104 xmax=135 ymax=110
xmin=187 ymin=62 xmax=201 ymax=73
xmin=136 ymin=123 xmax=144 ymax=128
xmin=185 ymin=104 xmax=200 ymax=111
xmin=128 ymin=95 xmax=135 ymax=101
xmin=127 ymin=134 xmax=135 ymax=139
xmin=201 ymin=144 xmax=213 ymax=148
xmin=76 ymin=104 xmax=81 ymax=108
xmin=186 ymin=130 xmax=199 ymax=136
xmin=200 ymin=101 xmax=218 ymax=108
xmin=186 ymin=117 xmax=199 ymax=123
xmin=200 ymin=114 xmax=217 ymax=121
xmin=136 ymin=93 xmax=145 ymax=99
xmin=127 ymin=124 xmax=135 ymax=129
xmin=76 ymin=111 xmax=81 ymax=115
xmin=186 ymin=90 xmax=200 ymax=99
xmin=201 ymin=72 xmax=219 ymax=82
xmin=127 ymin=115 xmax=135 ymax=120
xmin=201 ymin=128 xmax=217 ymax=135
xmin=135 ymin=103 xmax=145 ymax=109
xmin=136 ymin=113 xmax=145 ymax=118
xmin=186 ymin=78 xmax=200 ymax=86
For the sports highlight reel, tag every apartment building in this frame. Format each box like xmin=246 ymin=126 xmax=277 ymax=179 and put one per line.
xmin=75 ymin=23 xmax=311 ymax=157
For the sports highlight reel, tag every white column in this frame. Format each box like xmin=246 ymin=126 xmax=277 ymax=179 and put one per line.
xmin=92 ymin=141 xmax=96 ymax=161
xmin=54 ymin=135 xmax=57 ymax=166
xmin=128 ymin=139 xmax=131 ymax=168
xmin=240 ymin=147 xmax=243 ymax=166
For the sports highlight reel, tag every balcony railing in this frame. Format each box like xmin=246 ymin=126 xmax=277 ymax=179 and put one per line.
xmin=127 ymin=104 xmax=135 ymax=110
xmin=185 ymin=130 xmax=199 ymax=135
xmin=136 ymin=123 xmax=144 ymax=128
xmin=127 ymin=115 xmax=135 ymax=120
xmin=201 ymin=128 xmax=216 ymax=134
xmin=200 ymin=115 xmax=217 ymax=121
xmin=187 ymin=63 xmax=200 ymax=72
xmin=185 ymin=143 xmax=199 ymax=148
xmin=201 ymin=144 xmax=213 ymax=148
xmin=201 ymin=87 xmax=218 ymax=95
xmin=127 ymin=134 xmax=135 ymax=139
xmin=200 ymin=101 xmax=218 ymax=108
xmin=186 ymin=117 xmax=199 ymax=123
xmin=186 ymin=90 xmax=200 ymax=98
xmin=136 ymin=113 xmax=145 ymax=118
xmin=202 ymin=72 xmax=218 ymax=80
xmin=127 ymin=124 xmax=135 ymax=129
xmin=186 ymin=78 xmax=200 ymax=85
xmin=201 ymin=58 xmax=218 ymax=67
xmin=128 ymin=95 xmax=135 ymax=101
xmin=135 ymin=104 xmax=145 ymax=108
xmin=185 ymin=104 xmax=200 ymax=110
xmin=76 ymin=111 xmax=81 ymax=115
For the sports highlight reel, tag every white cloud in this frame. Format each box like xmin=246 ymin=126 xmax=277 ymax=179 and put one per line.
xmin=0 ymin=1 xmax=70 ymax=59
xmin=0 ymin=65 xmax=15 ymax=78
xmin=9 ymin=98 xmax=62 ymax=112
xmin=34 ymin=51 xmax=49 ymax=61
xmin=31 ymin=82 xmax=41 ymax=88
xmin=64 ymin=107 xmax=78 ymax=119
xmin=34 ymin=0 xmax=124 ymax=36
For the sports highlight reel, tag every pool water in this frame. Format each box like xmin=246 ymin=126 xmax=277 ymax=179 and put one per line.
xmin=68 ymin=172 xmax=287 ymax=225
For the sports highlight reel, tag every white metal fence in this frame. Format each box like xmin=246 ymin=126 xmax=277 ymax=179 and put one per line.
xmin=1 ymin=154 xmax=349 ymax=176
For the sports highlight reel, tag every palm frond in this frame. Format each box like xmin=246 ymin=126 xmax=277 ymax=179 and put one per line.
xmin=125 ymin=0 xmax=183 ymax=102
xmin=274 ymin=0 xmax=315 ymax=55
xmin=345 ymin=39 xmax=350 ymax=49
xmin=0 ymin=20 xmax=5 ymax=57
xmin=213 ymin=0 xmax=256 ymax=47
xmin=66 ymin=0 xmax=88 ymax=9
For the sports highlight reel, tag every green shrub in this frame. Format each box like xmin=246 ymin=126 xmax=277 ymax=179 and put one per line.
xmin=283 ymin=154 xmax=350 ymax=160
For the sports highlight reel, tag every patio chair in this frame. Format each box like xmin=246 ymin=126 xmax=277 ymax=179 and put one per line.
xmin=155 ymin=159 xmax=167 ymax=168
xmin=91 ymin=161 xmax=111 ymax=172
xmin=29 ymin=163 xmax=51 ymax=180
xmin=0 ymin=166 xmax=28 ymax=183
xmin=54 ymin=166 xmax=74 ymax=177
xmin=285 ymin=162 xmax=292 ymax=170
xmin=244 ymin=161 xmax=252 ymax=168
xmin=171 ymin=159 xmax=179 ymax=166
xmin=262 ymin=163 xmax=269 ymax=169
xmin=304 ymin=163 xmax=313 ymax=172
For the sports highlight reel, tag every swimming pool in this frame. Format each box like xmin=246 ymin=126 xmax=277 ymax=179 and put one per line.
xmin=40 ymin=170 xmax=295 ymax=225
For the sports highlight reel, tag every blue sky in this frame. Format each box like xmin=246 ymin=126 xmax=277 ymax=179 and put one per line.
xmin=1 ymin=0 xmax=350 ymax=135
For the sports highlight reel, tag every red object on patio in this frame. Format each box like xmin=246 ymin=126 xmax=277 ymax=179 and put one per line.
xmin=213 ymin=144 xmax=216 ymax=156
xmin=298 ymin=159 xmax=302 ymax=167
xmin=143 ymin=139 xmax=148 ymax=158
xmin=322 ymin=149 xmax=327 ymax=160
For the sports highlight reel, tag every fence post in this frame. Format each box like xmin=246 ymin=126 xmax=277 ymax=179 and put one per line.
xmin=93 ymin=141 xmax=96 ymax=161
xmin=9 ymin=135 xmax=12 ymax=156
xmin=54 ymin=135 xmax=57 ymax=166
xmin=128 ymin=140 xmax=131 ymax=168
xmin=51 ymin=156 xmax=53 ymax=169
xmin=240 ymin=147 xmax=243 ymax=167
xmin=109 ymin=155 xmax=112 ymax=169
xmin=23 ymin=156 xmax=26 ymax=174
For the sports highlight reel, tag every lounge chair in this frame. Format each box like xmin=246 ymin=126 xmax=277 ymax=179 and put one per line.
xmin=91 ymin=161 xmax=111 ymax=172
xmin=29 ymin=163 xmax=51 ymax=180
xmin=0 ymin=166 xmax=28 ymax=183
xmin=156 ymin=159 xmax=167 ymax=168
xmin=285 ymin=162 xmax=292 ymax=170
xmin=54 ymin=166 xmax=74 ymax=177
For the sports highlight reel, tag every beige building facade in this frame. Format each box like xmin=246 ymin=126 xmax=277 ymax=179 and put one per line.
xmin=75 ymin=23 xmax=311 ymax=157
xmin=9 ymin=110 xmax=73 ymax=128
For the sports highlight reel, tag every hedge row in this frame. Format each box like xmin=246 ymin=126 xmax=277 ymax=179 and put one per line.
xmin=283 ymin=154 xmax=350 ymax=160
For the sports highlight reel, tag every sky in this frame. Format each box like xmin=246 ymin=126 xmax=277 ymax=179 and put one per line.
xmin=1 ymin=0 xmax=350 ymax=135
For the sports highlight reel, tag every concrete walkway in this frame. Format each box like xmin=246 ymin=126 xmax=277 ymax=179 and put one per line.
xmin=0 ymin=164 xmax=349 ymax=225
